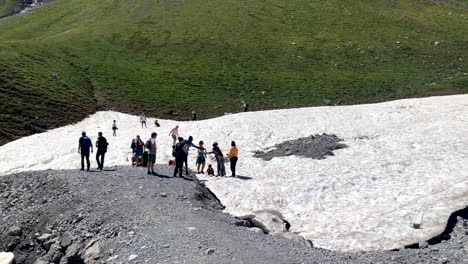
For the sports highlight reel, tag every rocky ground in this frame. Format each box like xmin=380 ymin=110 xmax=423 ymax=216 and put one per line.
xmin=0 ymin=166 xmax=467 ymax=264
xmin=253 ymin=134 xmax=348 ymax=161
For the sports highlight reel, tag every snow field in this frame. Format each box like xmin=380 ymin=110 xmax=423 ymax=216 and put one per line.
xmin=0 ymin=95 xmax=467 ymax=252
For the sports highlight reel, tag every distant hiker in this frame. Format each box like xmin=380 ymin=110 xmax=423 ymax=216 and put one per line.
xmin=210 ymin=142 xmax=225 ymax=176
xmin=196 ymin=140 xmax=207 ymax=174
xmin=95 ymin=132 xmax=108 ymax=170
xmin=155 ymin=120 xmax=160 ymax=127
xmin=78 ymin=132 xmax=93 ymax=171
xmin=227 ymin=141 xmax=238 ymax=177
xmin=182 ymin=136 xmax=200 ymax=175
xmin=244 ymin=103 xmax=249 ymax=112
xmin=207 ymin=164 xmax=214 ymax=176
xmin=173 ymin=137 xmax=187 ymax=177
xmin=169 ymin=125 xmax=179 ymax=145
xmin=131 ymin=135 xmax=144 ymax=166
xmin=112 ymin=120 xmax=118 ymax=136
xmin=145 ymin=132 xmax=158 ymax=175
xmin=140 ymin=113 xmax=147 ymax=128
xmin=192 ymin=111 xmax=197 ymax=121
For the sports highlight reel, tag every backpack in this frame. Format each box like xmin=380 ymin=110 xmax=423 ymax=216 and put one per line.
xmin=145 ymin=139 xmax=152 ymax=150
xmin=98 ymin=137 xmax=108 ymax=151
xmin=131 ymin=139 xmax=136 ymax=150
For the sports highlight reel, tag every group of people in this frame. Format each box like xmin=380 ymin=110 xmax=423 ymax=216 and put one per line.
xmin=126 ymin=121 xmax=239 ymax=177
xmin=130 ymin=125 xmax=239 ymax=178
xmin=78 ymin=132 xmax=109 ymax=171
xmin=78 ymin=114 xmax=239 ymax=177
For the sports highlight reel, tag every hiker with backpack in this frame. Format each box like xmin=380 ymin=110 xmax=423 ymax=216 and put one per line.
xmin=95 ymin=132 xmax=108 ymax=170
xmin=131 ymin=135 xmax=144 ymax=166
xmin=78 ymin=132 xmax=93 ymax=171
xmin=145 ymin=132 xmax=158 ymax=175
xmin=173 ymin=137 xmax=187 ymax=177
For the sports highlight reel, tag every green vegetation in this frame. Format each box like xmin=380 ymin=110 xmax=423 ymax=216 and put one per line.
xmin=0 ymin=0 xmax=15 ymax=17
xmin=0 ymin=0 xmax=467 ymax=145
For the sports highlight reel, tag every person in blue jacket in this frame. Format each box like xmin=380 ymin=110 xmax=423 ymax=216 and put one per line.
xmin=78 ymin=132 xmax=93 ymax=171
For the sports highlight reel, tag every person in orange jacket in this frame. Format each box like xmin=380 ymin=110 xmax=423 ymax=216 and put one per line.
xmin=227 ymin=141 xmax=238 ymax=177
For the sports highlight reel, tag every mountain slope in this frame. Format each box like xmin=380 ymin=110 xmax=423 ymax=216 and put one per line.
xmin=0 ymin=0 xmax=467 ymax=145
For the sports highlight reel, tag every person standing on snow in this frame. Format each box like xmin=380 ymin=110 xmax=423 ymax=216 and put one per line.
xmin=173 ymin=137 xmax=187 ymax=177
xmin=95 ymin=132 xmax=108 ymax=170
xmin=145 ymin=132 xmax=158 ymax=175
xmin=196 ymin=141 xmax=207 ymax=174
xmin=78 ymin=132 xmax=93 ymax=171
xmin=182 ymin=136 xmax=200 ymax=175
xmin=140 ymin=113 xmax=147 ymax=128
xmin=210 ymin=142 xmax=225 ymax=176
xmin=112 ymin=120 xmax=118 ymax=136
xmin=169 ymin=125 xmax=179 ymax=146
xmin=227 ymin=141 xmax=238 ymax=177
xmin=131 ymin=135 xmax=144 ymax=166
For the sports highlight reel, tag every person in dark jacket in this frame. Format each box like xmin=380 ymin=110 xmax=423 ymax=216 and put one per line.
xmin=173 ymin=137 xmax=187 ymax=177
xmin=95 ymin=132 xmax=108 ymax=170
xmin=78 ymin=132 xmax=93 ymax=171
xmin=182 ymin=136 xmax=200 ymax=175
xmin=210 ymin=142 xmax=225 ymax=176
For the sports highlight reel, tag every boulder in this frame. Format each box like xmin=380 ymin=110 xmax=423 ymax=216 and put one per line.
xmin=418 ymin=241 xmax=429 ymax=249
xmin=250 ymin=211 xmax=288 ymax=234
xmin=281 ymin=232 xmax=313 ymax=248
xmin=248 ymin=227 xmax=265 ymax=234
xmin=0 ymin=252 xmax=14 ymax=264
xmin=83 ymin=242 xmax=101 ymax=263
xmin=59 ymin=232 xmax=73 ymax=248
xmin=37 ymin=233 xmax=54 ymax=241
xmin=64 ymin=243 xmax=82 ymax=262
xmin=7 ymin=226 xmax=22 ymax=236
xmin=43 ymin=243 xmax=64 ymax=263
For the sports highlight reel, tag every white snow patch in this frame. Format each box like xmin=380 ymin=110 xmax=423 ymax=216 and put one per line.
xmin=0 ymin=95 xmax=467 ymax=252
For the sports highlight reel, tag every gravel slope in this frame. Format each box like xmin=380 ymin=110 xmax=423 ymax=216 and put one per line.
xmin=1 ymin=166 xmax=467 ymax=264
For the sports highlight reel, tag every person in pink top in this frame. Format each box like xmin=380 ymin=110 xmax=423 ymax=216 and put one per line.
xmin=169 ymin=125 xmax=179 ymax=146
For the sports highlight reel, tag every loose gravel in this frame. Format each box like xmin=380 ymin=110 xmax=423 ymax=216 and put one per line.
xmin=1 ymin=166 xmax=467 ymax=264
xmin=253 ymin=134 xmax=348 ymax=161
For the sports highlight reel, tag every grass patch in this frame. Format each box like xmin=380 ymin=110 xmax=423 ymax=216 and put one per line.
xmin=0 ymin=0 xmax=467 ymax=144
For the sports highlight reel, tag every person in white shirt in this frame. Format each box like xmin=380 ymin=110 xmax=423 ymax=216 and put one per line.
xmin=140 ymin=113 xmax=147 ymax=128
xmin=145 ymin=132 xmax=157 ymax=175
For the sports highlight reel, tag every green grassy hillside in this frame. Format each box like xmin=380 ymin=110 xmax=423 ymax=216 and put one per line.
xmin=0 ymin=0 xmax=467 ymax=145
xmin=0 ymin=0 xmax=16 ymax=17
